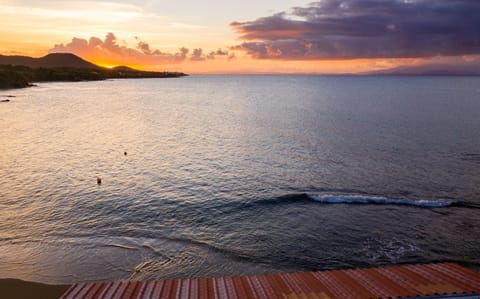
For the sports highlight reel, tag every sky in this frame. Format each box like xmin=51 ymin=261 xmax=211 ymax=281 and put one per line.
xmin=1 ymin=0 xmax=480 ymax=74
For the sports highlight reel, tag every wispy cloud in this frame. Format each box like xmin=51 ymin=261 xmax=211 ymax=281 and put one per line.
xmin=231 ymin=0 xmax=480 ymax=60
xmin=2 ymin=1 xmax=144 ymax=25
xmin=0 ymin=1 xmax=212 ymax=56
xmin=169 ymin=22 xmax=206 ymax=31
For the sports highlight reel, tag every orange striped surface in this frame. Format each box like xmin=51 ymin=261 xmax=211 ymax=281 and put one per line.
xmin=61 ymin=262 xmax=480 ymax=299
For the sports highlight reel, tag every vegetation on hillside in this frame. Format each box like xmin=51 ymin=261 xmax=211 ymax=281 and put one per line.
xmin=0 ymin=64 xmax=187 ymax=89
xmin=0 ymin=66 xmax=32 ymax=89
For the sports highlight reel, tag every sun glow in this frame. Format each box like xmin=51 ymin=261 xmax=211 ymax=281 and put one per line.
xmin=0 ymin=1 xmax=478 ymax=74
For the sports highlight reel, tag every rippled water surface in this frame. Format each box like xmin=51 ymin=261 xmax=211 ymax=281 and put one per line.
xmin=0 ymin=75 xmax=479 ymax=284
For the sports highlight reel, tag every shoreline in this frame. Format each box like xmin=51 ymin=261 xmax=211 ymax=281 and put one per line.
xmin=0 ymin=279 xmax=69 ymax=299
xmin=0 ymin=64 xmax=188 ymax=90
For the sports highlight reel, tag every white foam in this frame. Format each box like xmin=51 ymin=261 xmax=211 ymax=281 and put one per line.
xmin=308 ymin=194 xmax=451 ymax=208
xmin=108 ymin=243 xmax=138 ymax=250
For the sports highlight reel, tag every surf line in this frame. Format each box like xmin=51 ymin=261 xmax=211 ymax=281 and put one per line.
xmin=308 ymin=194 xmax=452 ymax=208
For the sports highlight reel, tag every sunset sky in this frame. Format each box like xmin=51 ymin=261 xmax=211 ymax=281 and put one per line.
xmin=1 ymin=0 xmax=480 ymax=74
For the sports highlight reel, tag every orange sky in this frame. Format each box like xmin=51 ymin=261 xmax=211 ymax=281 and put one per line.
xmin=1 ymin=0 xmax=479 ymax=74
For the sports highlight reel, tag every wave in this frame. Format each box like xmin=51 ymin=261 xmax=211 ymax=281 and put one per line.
xmin=107 ymin=243 xmax=138 ymax=250
xmin=251 ymin=193 xmax=461 ymax=208
xmin=308 ymin=194 xmax=452 ymax=208
xmin=248 ymin=193 xmax=480 ymax=209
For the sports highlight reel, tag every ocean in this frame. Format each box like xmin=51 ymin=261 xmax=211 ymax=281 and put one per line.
xmin=0 ymin=75 xmax=479 ymax=284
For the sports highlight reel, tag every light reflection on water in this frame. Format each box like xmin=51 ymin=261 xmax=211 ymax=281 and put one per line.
xmin=0 ymin=76 xmax=479 ymax=284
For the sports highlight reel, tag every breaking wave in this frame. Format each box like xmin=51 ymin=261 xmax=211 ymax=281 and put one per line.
xmin=308 ymin=194 xmax=451 ymax=208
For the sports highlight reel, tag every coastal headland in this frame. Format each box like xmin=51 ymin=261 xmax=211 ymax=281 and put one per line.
xmin=0 ymin=53 xmax=187 ymax=90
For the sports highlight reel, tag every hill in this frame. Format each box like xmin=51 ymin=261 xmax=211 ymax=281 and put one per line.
xmin=0 ymin=53 xmax=187 ymax=89
xmin=0 ymin=53 xmax=100 ymax=69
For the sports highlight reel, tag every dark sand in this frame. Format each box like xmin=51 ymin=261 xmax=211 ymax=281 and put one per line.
xmin=0 ymin=279 xmax=69 ymax=299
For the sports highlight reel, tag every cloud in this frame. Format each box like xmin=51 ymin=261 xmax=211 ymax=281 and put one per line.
xmin=190 ymin=48 xmax=233 ymax=61
xmin=231 ymin=0 xmax=480 ymax=60
xmin=190 ymin=48 xmax=205 ymax=61
xmin=206 ymin=48 xmax=228 ymax=59
xmin=48 ymin=32 xmax=236 ymax=69
xmin=169 ymin=22 xmax=206 ymax=31
xmin=49 ymin=32 xmax=189 ymax=65
xmin=137 ymin=41 xmax=153 ymax=55
xmin=2 ymin=1 xmax=143 ymax=23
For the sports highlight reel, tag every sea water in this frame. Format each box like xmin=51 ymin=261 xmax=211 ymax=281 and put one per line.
xmin=0 ymin=75 xmax=479 ymax=284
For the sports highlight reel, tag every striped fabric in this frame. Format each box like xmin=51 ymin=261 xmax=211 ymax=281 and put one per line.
xmin=61 ymin=262 xmax=480 ymax=299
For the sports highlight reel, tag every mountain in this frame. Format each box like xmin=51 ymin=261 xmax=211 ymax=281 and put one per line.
xmin=0 ymin=53 xmax=100 ymax=69
xmin=365 ymin=63 xmax=480 ymax=76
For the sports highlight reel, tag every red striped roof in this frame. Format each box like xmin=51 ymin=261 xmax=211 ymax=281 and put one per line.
xmin=61 ymin=262 xmax=480 ymax=299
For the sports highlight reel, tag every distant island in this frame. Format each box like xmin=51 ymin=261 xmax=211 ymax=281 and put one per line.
xmin=364 ymin=63 xmax=480 ymax=76
xmin=0 ymin=53 xmax=187 ymax=89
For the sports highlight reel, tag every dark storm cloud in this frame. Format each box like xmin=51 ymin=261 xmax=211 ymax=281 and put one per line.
xmin=231 ymin=0 xmax=480 ymax=60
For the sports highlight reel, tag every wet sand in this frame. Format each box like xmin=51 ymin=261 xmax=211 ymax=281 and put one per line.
xmin=0 ymin=279 xmax=69 ymax=299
